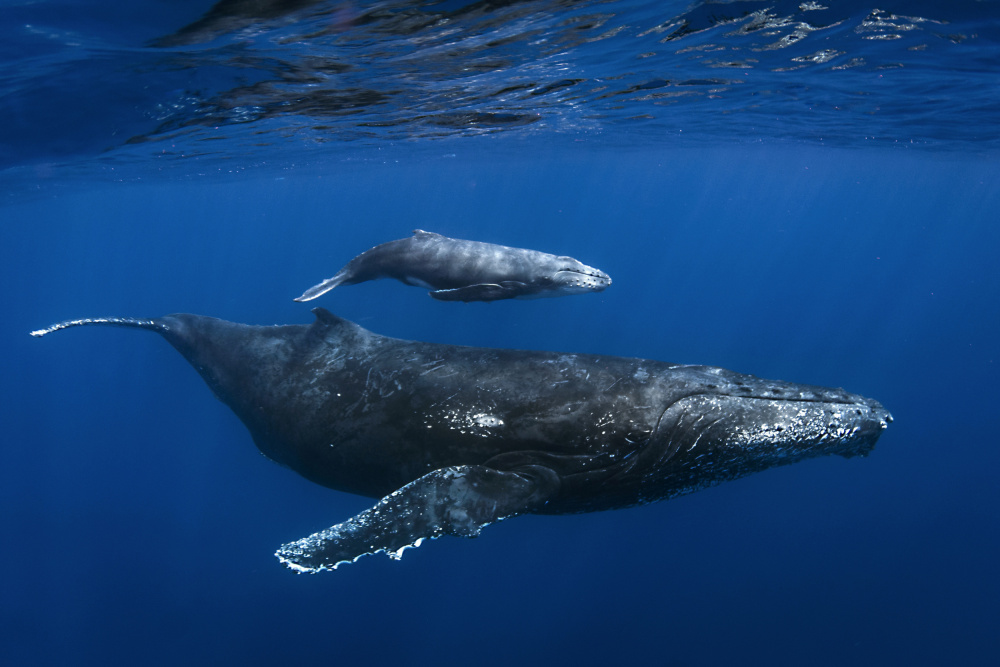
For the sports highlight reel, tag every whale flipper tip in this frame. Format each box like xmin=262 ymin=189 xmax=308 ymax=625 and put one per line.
xmin=295 ymin=274 xmax=345 ymax=302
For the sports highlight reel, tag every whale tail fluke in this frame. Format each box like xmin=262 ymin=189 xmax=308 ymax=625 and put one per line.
xmin=294 ymin=270 xmax=350 ymax=302
xmin=30 ymin=316 xmax=168 ymax=338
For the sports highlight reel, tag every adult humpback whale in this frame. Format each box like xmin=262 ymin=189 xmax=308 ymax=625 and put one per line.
xmin=295 ymin=229 xmax=611 ymax=302
xmin=31 ymin=310 xmax=891 ymax=572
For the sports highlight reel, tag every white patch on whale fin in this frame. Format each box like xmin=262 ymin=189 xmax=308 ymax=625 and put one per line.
xmin=274 ymin=464 xmax=558 ymax=573
xmin=294 ymin=269 xmax=350 ymax=302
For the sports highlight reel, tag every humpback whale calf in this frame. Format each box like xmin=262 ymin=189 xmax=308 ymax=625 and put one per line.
xmin=295 ymin=229 xmax=612 ymax=302
xmin=32 ymin=310 xmax=891 ymax=572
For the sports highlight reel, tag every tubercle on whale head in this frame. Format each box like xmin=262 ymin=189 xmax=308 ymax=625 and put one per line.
xmin=548 ymin=257 xmax=612 ymax=293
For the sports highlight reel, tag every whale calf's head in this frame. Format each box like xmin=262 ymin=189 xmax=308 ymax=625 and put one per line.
xmin=537 ymin=256 xmax=612 ymax=296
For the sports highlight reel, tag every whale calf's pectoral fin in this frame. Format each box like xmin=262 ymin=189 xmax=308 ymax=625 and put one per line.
xmin=429 ymin=281 xmax=530 ymax=302
xmin=275 ymin=464 xmax=559 ymax=573
xmin=294 ymin=270 xmax=350 ymax=302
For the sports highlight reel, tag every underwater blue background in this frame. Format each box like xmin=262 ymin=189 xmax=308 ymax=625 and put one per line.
xmin=3 ymin=1 xmax=1000 ymax=665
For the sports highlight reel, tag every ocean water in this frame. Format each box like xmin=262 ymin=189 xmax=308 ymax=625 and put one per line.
xmin=2 ymin=1 xmax=999 ymax=665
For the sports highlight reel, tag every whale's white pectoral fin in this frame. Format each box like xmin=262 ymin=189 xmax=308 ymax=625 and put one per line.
xmin=294 ymin=270 xmax=350 ymax=302
xmin=275 ymin=464 xmax=559 ymax=572
xmin=429 ymin=281 xmax=530 ymax=302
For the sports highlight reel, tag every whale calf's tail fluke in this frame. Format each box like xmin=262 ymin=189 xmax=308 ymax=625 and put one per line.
xmin=30 ymin=316 xmax=167 ymax=338
xmin=294 ymin=270 xmax=350 ymax=302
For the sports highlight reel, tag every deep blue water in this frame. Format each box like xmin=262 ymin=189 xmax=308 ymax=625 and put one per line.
xmin=3 ymin=2 xmax=1000 ymax=666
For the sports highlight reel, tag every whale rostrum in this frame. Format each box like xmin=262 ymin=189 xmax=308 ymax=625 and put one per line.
xmin=32 ymin=309 xmax=891 ymax=572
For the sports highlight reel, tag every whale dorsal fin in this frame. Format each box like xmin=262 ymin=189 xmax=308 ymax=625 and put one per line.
xmin=309 ymin=307 xmax=376 ymax=342
xmin=412 ymin=229 xmax=443 ymax=238
xmin=311 ymin=307 xmax=348 ymax=327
